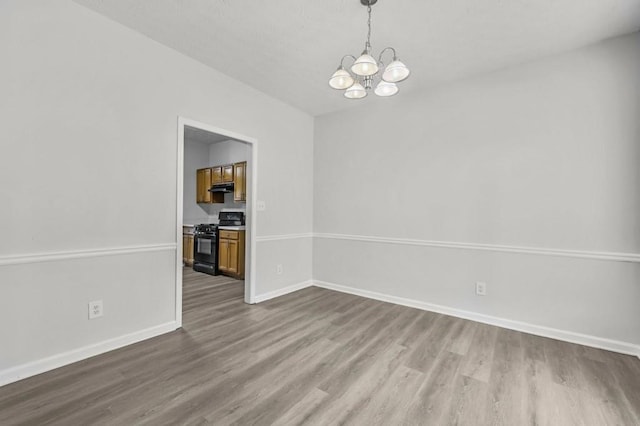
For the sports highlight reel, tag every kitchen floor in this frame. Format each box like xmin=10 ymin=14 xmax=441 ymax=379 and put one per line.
xmin=182 ymin=267 xmax=245 ymax=314
xmin=0 ymin=269 xmax=638 ymax=424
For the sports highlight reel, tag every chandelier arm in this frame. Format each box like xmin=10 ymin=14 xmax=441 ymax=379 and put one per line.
xmin=339 ymin=54 xmax=358 ymax=69
xmin=378 ymin=47 xmax=397 ymax=63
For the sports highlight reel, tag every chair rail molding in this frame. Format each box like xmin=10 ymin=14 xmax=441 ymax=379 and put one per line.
xmin=314 ymin=233 xmax=640 ymax=263
xmin=0 ymin=244 xmax=177 ymax=267
xmin=256 ymin=233 xmax=314 ymax=242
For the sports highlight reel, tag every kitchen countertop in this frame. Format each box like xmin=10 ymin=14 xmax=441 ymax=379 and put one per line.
xmin=218 ymin=225 xmax=246 ymax=231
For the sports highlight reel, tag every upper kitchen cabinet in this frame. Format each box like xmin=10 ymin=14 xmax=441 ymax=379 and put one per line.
xmin=196 ymin=168 xmax=211 ymax=203
xmin=197 ymin=163 xmax=243 ymax=204
xmin=211 ymin=165 xmax=234 ymax=185
xmin=234 ymin=161 xmax=246 ymax=202
xmin=210 ymin=166 xmax=222 ymax=185
xmin=196 ymin=168 xmax=223 ymax=204
xmin=223 ymin=164 xmax=234 ymax=183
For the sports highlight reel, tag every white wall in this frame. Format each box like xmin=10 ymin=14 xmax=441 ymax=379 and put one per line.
xmin=0 ymin=0 xmax=313 ymax=384
xmin=209 ymin=139 xmax=251 ymax=166
xmin=183 ymin=140 xmax=211 ymax=225
xmin=313 ymin=33 xmax=640 ymax=352
xmin=2 ymin=0 xmax=636 ymax=387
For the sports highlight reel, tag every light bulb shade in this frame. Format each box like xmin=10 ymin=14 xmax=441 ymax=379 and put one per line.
xmin=382 ymin=60 xmax=410 ymax=83
xmin=374 ymin=81 xmax=399 ymax=97
xmin=329 ymin=68 xmax=355 ymax=90
xmin=351 ymin=54 xmax=379 ymax=76
xmin=344 ymin=82 xmax=367 ymax=99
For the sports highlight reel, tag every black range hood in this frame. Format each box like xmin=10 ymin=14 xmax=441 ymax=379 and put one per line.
xmin=208 ymin=182 xmax=234 ymax=193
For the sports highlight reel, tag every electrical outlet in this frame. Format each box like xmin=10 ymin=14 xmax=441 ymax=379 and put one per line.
xmin=276 ymin=264 xmax=283 ymax=275
xmin=257 ymin=200 xmax=266 ymax=211
xmin=88 ymin=300 xmax=103 ymax=319
xmin=475 ymin=282 xmax=487 ymax=296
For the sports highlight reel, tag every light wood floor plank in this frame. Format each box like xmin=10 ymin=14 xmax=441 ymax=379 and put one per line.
xmin=460 ymin=322 xmax=499 ymax=383
xmin=444 ymin=374 xmax=489 ymax=426
xmin=0 ymin=267 xmax=638 ymax=425
xmin=404 ymin=350 xmax=464 ymax=424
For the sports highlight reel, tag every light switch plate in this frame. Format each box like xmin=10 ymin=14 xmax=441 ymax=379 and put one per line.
xmin=257 ymin=200 xmax=266 ymax=211
xmin=475 ymin=282 xmax=487 ymax=296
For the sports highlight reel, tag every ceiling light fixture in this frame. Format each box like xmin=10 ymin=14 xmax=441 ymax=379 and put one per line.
xmin=329 ymin=0 xmax=410 ymax=99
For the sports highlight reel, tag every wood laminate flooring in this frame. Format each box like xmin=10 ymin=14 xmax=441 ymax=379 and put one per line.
xmin=1 ymin=268 xmax=639 ymax=425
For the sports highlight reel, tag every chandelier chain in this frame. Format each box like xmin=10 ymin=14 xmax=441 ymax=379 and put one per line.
xmin=366 ymin=4 xmax=372 ymax=51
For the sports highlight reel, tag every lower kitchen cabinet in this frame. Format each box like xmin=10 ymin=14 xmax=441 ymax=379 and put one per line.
xmin=218 ymin=230 xmax=245 ymax=279
xmin=182 ymin=232 xmax=194 ymax=266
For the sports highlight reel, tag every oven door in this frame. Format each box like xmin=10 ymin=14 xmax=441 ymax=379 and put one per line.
xmin=194 ymin=234 xmax=217 ymax=264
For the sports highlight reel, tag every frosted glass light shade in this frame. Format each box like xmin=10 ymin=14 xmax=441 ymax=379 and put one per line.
xmin=374 ymin=81 xmax=398 ymax=97
xmin=351 ymin=53 xmax=379 ymax=76
xmin=329 ymin=68 xmax=355 ymax=90
xmin=344 ymin=82 xmax=367 ymax=99
xmin=382 ymin=60 xmax=410 ymax=83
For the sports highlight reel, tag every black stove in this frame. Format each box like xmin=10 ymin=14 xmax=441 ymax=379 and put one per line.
xmin=193 ymin=223 xmax=219 ymax=275
xmin=194 ymin=223 xmax=218 ymax=235
xmin=193 ymin=212 xmax=245 ymax=277
xmin=218 ymin=211 xmax=245 ymax=226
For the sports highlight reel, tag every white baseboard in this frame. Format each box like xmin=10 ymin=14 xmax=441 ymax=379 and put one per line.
xmin=0 ymin=321 xmax=178 ymax=387
xmin=253 ymin=280 xmax=314 ymax=303
xmin=313 ymin=280 xmax=640 ymax=359
xmin=3 ymin=279 xmax=637 ymax=389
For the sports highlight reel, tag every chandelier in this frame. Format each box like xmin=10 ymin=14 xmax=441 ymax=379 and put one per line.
xmin=329 ymin=0 xmax=410 ymax=99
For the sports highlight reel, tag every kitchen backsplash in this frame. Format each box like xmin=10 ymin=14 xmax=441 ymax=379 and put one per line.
xmin=184 ymin=193 xmax=245 ymax=225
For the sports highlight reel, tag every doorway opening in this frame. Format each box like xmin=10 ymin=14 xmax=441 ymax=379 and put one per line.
xmin=175 ymin=117 xmax=258 ymax=327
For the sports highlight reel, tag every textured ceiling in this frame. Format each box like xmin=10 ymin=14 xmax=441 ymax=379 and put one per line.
xmin=75 ymin=0 xmax=640 ymax=116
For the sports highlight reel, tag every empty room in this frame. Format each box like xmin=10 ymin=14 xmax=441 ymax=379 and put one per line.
xmin=1 ymin=0 xmax=639 ymax=424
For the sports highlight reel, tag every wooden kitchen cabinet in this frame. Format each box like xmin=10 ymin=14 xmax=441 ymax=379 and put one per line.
xmin=196 ymin=168 xmax=223 ymax=203
xmin=211 ymin=165 xmax=234 ymax=185
xmin=233 ymin=161 xmax=246 ymax=202
xmin=222 ymin=165 xmax=234 ymax=183
xmin=196 ymin=168 xmax=210 ymax=203
xmin=218 ymin=230 xmax=245 ymax=279
xmin=182 ymin=233 xmax=194 ymax=266
xmin=211 ymin=166 xmax=223 ymax=185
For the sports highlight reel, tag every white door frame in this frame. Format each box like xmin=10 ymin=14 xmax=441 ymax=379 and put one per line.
xmin=175 ymin=116 xmax=258 ymax=327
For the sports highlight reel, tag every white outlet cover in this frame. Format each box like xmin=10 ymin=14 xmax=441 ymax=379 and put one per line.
xmin=276 ymin=264 xmax=283 ymax=275
xmin=257 ymin=200 xmax=266 ymax=211
xmin=89 ymin=300 xmax=103 ymax=319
